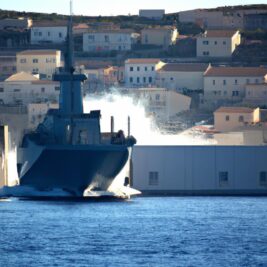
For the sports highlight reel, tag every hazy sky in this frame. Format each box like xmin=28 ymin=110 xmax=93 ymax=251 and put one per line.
xmin=0 ymin=0 xmax=265 ymax=16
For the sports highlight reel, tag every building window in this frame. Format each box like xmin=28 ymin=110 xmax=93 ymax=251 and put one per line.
xmin=32 ymin=68 xmax=39 ymax=73
xmin=214 ymin=41 xmax=217 ymax=45
xmin=41 ymin=87 xmax=45 ymax=93
xmin=155 ymin=94 xmax=160 ymax=101
xmin=130 ymin=67 xmax=133 ymax=72
xmin=33 ymin=59 xmax=38 ymax=63
xmin=13 ymin=89 xmax=21 ymax=92
xmin=149 ymin=171 xmax=159 ymax=186
xmin=151 ymin=66 xmax=154 ymax=71
xmin=143 ymin=77 xmax=146 ymax=83
xmin=148 ymin=77 xmax=152 ymax=83
xmin=88 ymin=35 xmax=95 ymax=42
xmin=145 ymin=67 xmax=148 ymax=71
xmin=104 ymin=35 xmax=109 ymax=42
xmin=223 ymin=41 xmax=226 ymax=45
xmin=203 ymin=51 xmax=209 ymax=56
xmin=55 ymin=86 xmax=60 ymax=91
xmin=0 ymin=88 xmax=4 ymax=92
xmin=246 ymin=79 xmax=250 ymax=84
xmin=47 ymin=32 xmax=51 ymax=36
xmin=235 ymin=79 xmax=238 ymax=85
xmin=203 ymin=40 xmax=209 ymax=45
xmin=59 ymin=32 xmax=62 ymax=38
xmin=239 ymin=115 xmax=244 ymax=122
xmin=137 ymin=77 xmax=140 ymax=83
xmin=225 ymin=115 xmax=230 ymax=121
xmin=232 ymin=91 xmax=239 ymax=96
xmin=255 ymin=79 xmax=259 ymax=84
xmin=129 ymin=77 xmax=133 ymax=83
xmin=137 ymin=67 xmax=140 ymax=71
xmin=20 ymin=58 xmax=26 ymax=63
xmin=219 ymin=171 xmax=229 ymax=186
xmin=213 ymin=80 xmax=215 ymax=85
xmin=39 ymin=32 xmax=42 ymax=36
xmin=223 ymin=80 xmax=226 ymax=85
xmin=259 ymin=172 xmax=267 ymax=186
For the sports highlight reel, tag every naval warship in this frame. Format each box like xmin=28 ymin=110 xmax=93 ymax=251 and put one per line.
xmin=15 ymin=4 xmax=136 ymax=197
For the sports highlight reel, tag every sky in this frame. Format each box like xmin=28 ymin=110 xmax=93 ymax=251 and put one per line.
xmin=0 ymin=0 xmax=265 ymax=16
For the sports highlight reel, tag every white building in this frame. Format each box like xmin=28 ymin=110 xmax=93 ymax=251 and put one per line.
xmin=30 ymin=22 xmax=67 ymax=44
xmin=156 ymin=63 xmax=209 ymax=91
xmin=0 ymin=72 xmax=60 ymax=106
xmin=197 ymin=30 xmax=241 ymax=58
xmin=132 ymin=145 xmax=267 ymax=195
xmin=139 ymin=10 xmax=165 ymax=20
xmin=124 ymin=58 xmax=165 ymax=87
xmin=16 ymin=50 xmax=61 ymax=79
xmin=83 ymin=30 xmax=138 ymax=52
xmin=136 ymin=88 xmax=191 ymax=120
xmin=203 ymin=66 xmax=267 ymax=106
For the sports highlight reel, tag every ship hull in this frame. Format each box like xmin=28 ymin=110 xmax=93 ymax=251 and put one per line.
xmin=18 ymin=144 xmax=130 ymax=196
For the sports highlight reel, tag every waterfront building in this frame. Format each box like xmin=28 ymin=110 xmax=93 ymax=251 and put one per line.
xmin=124 ymin=58 xmax=165 ymax=88
xmin=132 ymin=145 xmax=267 ymax=195
xmin=196 ymin=30 xmax=241 ymax=58
xmin=0 ymin=72 xmax=60 ymax=106
xmin=156 ymin=63 xmax=209 ymax=92
xmin=141 ymin=27 xmax=178 ymax=49
xmin=83 ymin=30 xmax=138 ymax=52
xmin=139 ymin=9 xmax=165 ymax=20
xmin=16 ymin=50 xmax=61 ymax=79
xmin=30 ymin=21 xmax=67 ymax=44
xmin=214 ymin=106 xmax=260 ymax=132
xmin=202 ymin=66 xmax=267 ymax=107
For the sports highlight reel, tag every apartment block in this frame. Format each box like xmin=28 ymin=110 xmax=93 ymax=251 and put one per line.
xmin=16 ymin=50 xmax=61 ymax=79
xmin=141 ymin=27 xmax=178 ymax=48
xmin=0 ymin=72 xmax=60 ymax=106
xmin=31 ymin=22 xmax=67 ymax=44
xmin=197 ymin=30 xmax=241 ymax=58
xmin=83 ymin=30 xmax=138 ymax=52
xmin=156 ymin=63 xmax=209 ymax=91
xmin=203 ymin=66 xmax=267 ymax=106
xmin=214 ymin=107 xmax=260 ymax=132
xmin=124 ymin=58 xmax=165 ymax=88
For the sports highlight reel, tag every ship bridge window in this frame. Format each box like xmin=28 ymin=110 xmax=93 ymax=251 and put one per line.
xmin=149 ymin=171 xmax=159 ymax=186
xmin=219 ymin=171 xmax=229 ymax=186
xmin=259 ymin=171 xmax=267 ymax=186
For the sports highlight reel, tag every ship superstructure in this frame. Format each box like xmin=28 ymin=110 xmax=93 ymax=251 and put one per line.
xmin=15 ymin=1 xmax=136 ymax=197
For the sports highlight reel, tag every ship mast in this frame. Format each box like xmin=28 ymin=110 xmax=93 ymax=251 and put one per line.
xmin=65 ymin=0 xmax=74 ymax=73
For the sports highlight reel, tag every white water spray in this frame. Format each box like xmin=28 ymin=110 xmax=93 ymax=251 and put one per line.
xmin=84 ymin=91 xmax=216 ymax=146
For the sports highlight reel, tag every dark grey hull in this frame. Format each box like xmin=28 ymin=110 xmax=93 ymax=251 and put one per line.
xmin=18 ymin=144 xmax=130 ymax=196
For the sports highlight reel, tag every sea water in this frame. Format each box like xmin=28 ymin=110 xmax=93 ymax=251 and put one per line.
xmin=0 ymin=197 xmax=267 ymax=267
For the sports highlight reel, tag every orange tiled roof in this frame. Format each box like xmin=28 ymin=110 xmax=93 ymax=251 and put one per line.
xmin=125 ymin=58 xmax=162 ymax=64
xmin=214 ymin=107 xmax=256 ymax=114
xmin=204 ymin=66 xmax=267 ymax=77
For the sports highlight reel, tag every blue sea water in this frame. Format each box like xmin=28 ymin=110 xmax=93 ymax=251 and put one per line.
xmin=0 ymin=197 xmax=267 ymax=267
